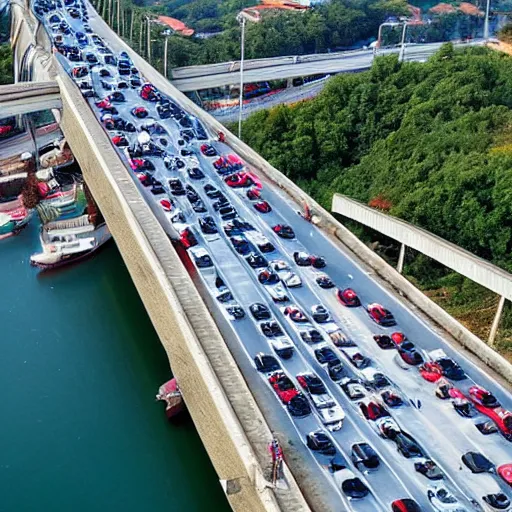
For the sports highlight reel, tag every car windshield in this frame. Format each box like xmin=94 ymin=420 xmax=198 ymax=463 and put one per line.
xmin=437 ymin=490 xmax=457 ymax=504
xmin=278 ymin=377 xmax=294 ymax=390
xmin=309 ymin=378 xmax=326 ymax=394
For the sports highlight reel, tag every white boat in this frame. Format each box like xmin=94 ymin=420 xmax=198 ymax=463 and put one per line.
xmin=30 ymin=214 xmax=111 ymax=269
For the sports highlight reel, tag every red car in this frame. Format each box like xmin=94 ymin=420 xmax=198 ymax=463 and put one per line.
xmin=391 ymin=332 xmax=406 ymax=345
xmin=160 ymin=199 xmax=173 ymax=211
xmin=283 ymin=306 xmax=308 ymax=322
xmin=180 ymin=227 xmax=198 ymax=249
xmin=268 ymin=371 xmax=299 ymax=404
xmin=336 ymin=288 xmax=361 ymax=307
xmin=468 ymin=386 xmax=501 ymax=408
xmin=254 ymin=200 xmax=272 ymax=213
xmin=419 ymin=362 xmax=443 ymax=383
xmin=111 ymin=134 xmax=128 ymax=147
xmin=273 ymin=224 xmax=295 ymax=239
xmin=225 ymin=172 xmax=253 ymax=188
xmin=367 ymin=303 xmax=397 ymax=327
xmin=0 ymin=124 xmax=13 ymax=137
xmin=95 ymin=98 xmax=111 ymax=109
xmin=140 ymin=83 xmax=158 ymax=101
xmin=200 ymin=143 xmax=218 ymax=157
xmin=467 ymin=386 xmax=512 ymax=439
xmin=247 ymin=188 xmax=261 ymax=200
xmin=498 ymin=463 xmax=512 ymax=487
xmin=360 ymin=400 xmax=389 ymax=421
xmin=131 ymin=106 xmax=149 ymax=118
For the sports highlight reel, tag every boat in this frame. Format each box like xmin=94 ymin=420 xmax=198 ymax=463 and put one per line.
xmin=30 ymin=214 xmax=111 ymax=269
xmin=0 ymin=195 xmax=33 ymax=239
xmin=156 ymin=378 xmax=184 ymax=419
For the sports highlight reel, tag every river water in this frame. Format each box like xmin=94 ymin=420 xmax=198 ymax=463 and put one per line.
xmin=0 ymin=221 xmax=229 ymax=512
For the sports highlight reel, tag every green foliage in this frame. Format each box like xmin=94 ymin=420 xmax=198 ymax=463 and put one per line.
xmin=0 ymin=43 xmax=13 ymax=85
xmin=240 ymin=46 xmax=512 ymax=272
xmin=499 ymin=22 xmax=512 ymax=43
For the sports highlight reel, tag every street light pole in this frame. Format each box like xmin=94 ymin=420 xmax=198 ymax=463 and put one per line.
xmin=398 ymin=22 xmax=407 ymax=62
xmin=484 ymin=0 xmax=491 ymax=40
xmin=146 ymin=16 xmax=151 ymax=64
xmin=162 ymin=29 xmax=171 ymax=79
xmin=238 ymin=15 xmax=246 ymax=140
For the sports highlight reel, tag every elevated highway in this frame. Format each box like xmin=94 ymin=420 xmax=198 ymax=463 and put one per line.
xmin=171 ymin=41 xmax=483 ymax=91
xmin=8 ymin=2 xmax=512 ymax=511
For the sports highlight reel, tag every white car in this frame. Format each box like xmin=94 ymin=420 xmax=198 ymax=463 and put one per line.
xmin=270 ymin=338 xmax=294 ymax=359
xmin=270 ymin=259 xmax=289 ymax=272
xmin=266 ymin=284 xmax=289 ymax=303
xmin=282 ymin=271 xmax=302 ymax=288
xmin=317 ymin=404 xmax=344 ymax=431
xmin=427 ymin=485 xmax=467 ymax=512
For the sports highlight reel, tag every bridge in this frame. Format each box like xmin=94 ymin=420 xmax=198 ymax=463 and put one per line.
xmin=171 ymin=41 xmax=483 ymax=92
xmin=7 ymin=1 xmax=512 ymax=511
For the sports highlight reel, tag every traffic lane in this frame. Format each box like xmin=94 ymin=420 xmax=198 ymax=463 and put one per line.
xmin=259 ymin=182 xmax=512 ymax=408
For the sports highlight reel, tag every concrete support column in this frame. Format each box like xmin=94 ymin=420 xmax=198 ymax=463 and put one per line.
xmin=397 ymin=242 xmax=406 ymax=274
xmin=286 ymin=78 xmax=294 ymax=89
xmin=489 ymin=295 xmax=506 ymax=347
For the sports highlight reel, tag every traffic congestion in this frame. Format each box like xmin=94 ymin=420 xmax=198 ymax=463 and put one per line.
xmin=32 ymin=0 xmax=512 ymax=509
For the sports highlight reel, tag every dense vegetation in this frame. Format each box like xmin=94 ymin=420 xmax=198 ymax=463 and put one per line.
xmin=0 ymin=43 xmax=13 ymax=85
xmin=239 ymin=45 xmax=512 ymax=349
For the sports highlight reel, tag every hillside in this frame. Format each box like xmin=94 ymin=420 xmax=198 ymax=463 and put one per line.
xmin=239 ymin=44 xmax=512 ymax=354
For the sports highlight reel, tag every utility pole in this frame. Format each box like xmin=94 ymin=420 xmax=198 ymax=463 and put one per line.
xmin=162 ymin=30 xmax=171 ymax=79
xmin=146 ymin=16 xmax=151 ymax=64
xmin=108 ymin=0 xmax=112 ymax=25
xmin=116 ymin=0 xmax=120 ymax=34
xmin=130 ymin=8 xmax=134 ymax=43
xmin=484 ymin=0 xmax=491 ymax=40
xmin=398 ymin=21 xmax=407 ymax=62
xmin=139 ymin=14 xmax=143 ymax=55
xmin=237 ymin=14 xmax=246 ymax=140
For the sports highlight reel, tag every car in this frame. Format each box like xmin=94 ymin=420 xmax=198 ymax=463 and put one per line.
xmin=269 ymin=371 xmax=299 ymax=403
xmin=414 ymin=460 xmax=444 ymax=480
xmin=131 ymin=106 xmax=148 ymax=118
xmin=332 ymin=465 xmax=370 ymax=499
xmin=258 ymin=268 xmax=280 ymax=285
xmin=179 ymin=227 xmax=198 ymax=249
xmin=200 ymin=143 xmax=217 ymax=157
xmin=187 ymin=167 xmax=205 ymax=180
xmin=294 ymin=251 xmax=312 ymax=266
xmin=250 ymin=303 xmax=271 ymax=320
xmin=260 ymin=321 xmax=284 ymax=338
xmin=362 ymin=368 xmax=392 ymax=390
xmin=281 ymin=272 xmax=302 ymax=288
xmin=283 ymin=306 xmax=307 ymax=322
xmin=223 ymin=218 xmax=254 ymax=236
xmin=420 ymin=362 xmax=444 ymax=383
xmin=297 ymin=372 xmax=327 ymax=395
xmin=351 ymin=443 xmax=380 ymax=471
xmin=287 ymin=394 xmax=311 ymax=417
xmin=381 ymin=390 xmax=403 ymax=408
xmin=247 ymin=188 xmax=261 ymax=200
xmin=192 ymin=200 xmax=207 ymax=213
xmin=360 ymin=400 xmax=390 ymax=421
xmin=316 ymin=274 xmax=335 ymax=289
xmin=246 ymin=252 xmax=268 ymax=269
xmin=225 ymin=172 xmax=253 ymax=188
xmin=85 ymin=52 xmax=98 ymax=64
xmin=391 ymin=332 xmax=407 ymax=345
xmin=272 ymin=224 xmax=295 ymax=239
xmin=267 ymin=285 xmax=289 ymax=303
xmin=111 ymin=134 xmax=128 ymax=147
xmin=299 ymin=328 xmax=324 ymax=344
xmin=251 ymin=199 xmax=271 ymax=213
xmin=190 ymin=248 xmax=213 ymax=268
xmin=395 ymin=433 xmax=423 ymax=458
xmin=226 ymin=305 xmax=245 ymax=319
xmin=427 ymin=485 xmax=466 ymax=512
xmin=254 ymin=353 xmax=280 ymax=373
xmin=140 ymin=83 xmax=159 ymax=102
xmin=342 ymin=349 xmax=371 ymax=369
xmin=311 ymin=304 xmax=331 ymax=323
xmin=213 ymin=197 xmax=230 ymax=211
xmin=204 ymin=184 xmax=221 ymax=199
xmin=198 ymin=216 xmax=217 ymax=235
xmin=336 ymin=288 xmax=361 ymax=307
xmin=328 ymin=360 xmax=346 ymax=381
xmin=367 ymin=303 xmax=397 ymax=327
xmin=483 ymin=493 xmax=510 ymax=510
xmin=461 ymin=452 xmax=495 ymax=474
xmin=219 ymin=205 xmax=237 ymax=220
xmin=306 ymin=430 xmax=336 ymax=455
xmin=315 ymin=346 xmax=340 ymax=365
xmin=429 ymin=350 xmax=466 ymax=380
xmin=168 ymin=178 xmax=185 ymax=196
xmin=271 ymin=338 xmax=294 ymax=359
xmin=186 ymin=186 xmax=200 ymax=203
xmin=245 ymin=232 xmax=275 ymax=253
xmin=341 ymin=379 xmax=367 ymax=401
xmin=468 ymin=386 xmax=500 ymax=408
xmin=373 ymin=334 xmax=395 ymax=349
xmin=230 ymin=236 xmax=251 ymax=255
xmin=398 ymin=341 xmax=424 ymax=366
xmin=498 ymin=463 xmax=512 ymax=487
xmin=391 ymin=499 xmax=422 ymax=512
xmin=449 ymin=389 xmax=476 ymax=418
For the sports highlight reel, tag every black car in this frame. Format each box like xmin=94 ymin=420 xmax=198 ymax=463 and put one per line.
xmin=168 ymin=178 xmax=185 ymax=196
xmin=373 ymin=335 xmax=395 ymax=350
xmin=219 ymin=205 xmax=237 ymax=220
xmin=260 ymin=322 xmax=284 ymax=338
xmin=394 ymin=433 xmax=423 ymax=458
xmin=414 ymin=459 xmax=444 ymax=480
xmin=437 ymin=357 xmax=466 ymax=381
xmin=156 ymin=102 xmax=171 ymax=119
xmin=315 ymin=347 xmax=339 ymax=365
xmin=223 ymin=218 xmax=254 ymax=236
xmin=226 ymin=305 xmax=245 ymax=320
xmin=258 ymin=269 xmax=280 ymax=285
xmin=316 ymin=275 xmax=335 ymax=289
xmin=483 ymin=494 xmax=510 ymax=510
xmin=351 ymin=443 xmax=380 ymax=471
xmin=204 ymin=184 xmax=221 ymax=199
xmin=199 ymin=216 xmax=217 ymax=235
xmin=85 ymin=53 xmax=97 ymax=64
xmin=104 ymin=55 xmax=117 ymax=66
xmin=254 ymin=353 xmax=280 ymax=373
xmin=246 ymin=252 xmax=268 ymax=269
xmin=188 ymin=167 xmax=205 ymax=180
xmin=192 ymin=200 xmax=207 ymax=213
xmin=298 ymin=373 xmax=327 ymax=395
xmin=213 ymin=196 xmax=230 ymax=211
xmin=230 ymin=236 xmax=251 ymax=255
xmin=381 ymin=391 xmax=403 ymax=408
xmin=341 ymin=476 xmax=370 ymax=499
xmin=306 ymin=431 xmax=336 ymax=455
xmin=273 ymin=224 xmax=295 ymax=239
xmin=328 ymin=360 xmax=345 ymax=381
xmin=311 ymin=305 xmax=330 ymax=323
xmin=461 ymin=452 xmax=495 ymax=474
xmin=398 ymin=341 xmax=424 ymax=366
xmin=288 ymin=394 xmax=311 ymax=417
xmin=186 ymin=185 xmax=200 ymax=203
xmin=250 ymin=303 xmax=271 ymax=321
xmin=299 ymin=329 xmax=323 ymax=344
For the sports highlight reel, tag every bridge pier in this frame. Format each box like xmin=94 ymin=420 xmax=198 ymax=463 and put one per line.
xmin=489 ymin=295 xmax=506 ymax=347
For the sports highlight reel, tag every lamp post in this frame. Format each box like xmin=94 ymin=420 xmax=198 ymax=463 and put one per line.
xmin=484 ymin=0 xmax=491 ymax=40
xmin=162 ymin=29 xmax=171 ymax=79
xmin=146 ymin=16 xmax=151 ymax=64
xmin=237 ymin=13 xmax=246 ymax=140
xmin=398 ymin=21 xmax=407 ymax=62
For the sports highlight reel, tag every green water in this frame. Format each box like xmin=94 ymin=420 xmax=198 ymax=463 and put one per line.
xmin=0 ymin=221 xmax=230 ymax=512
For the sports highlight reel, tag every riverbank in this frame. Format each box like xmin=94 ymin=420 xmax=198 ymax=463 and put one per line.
xmin=0 ymin=221 xmax=229 ymax=512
